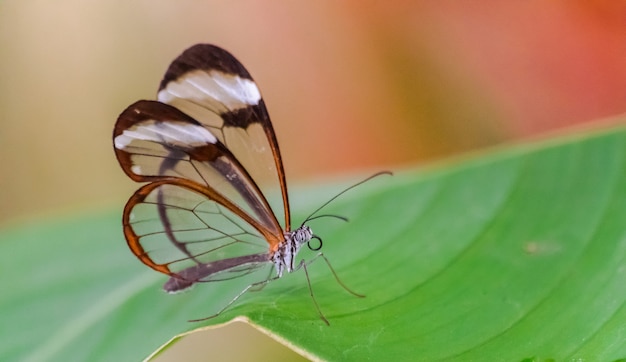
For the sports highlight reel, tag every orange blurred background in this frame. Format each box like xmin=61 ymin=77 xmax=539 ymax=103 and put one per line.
xmin=1 ymin=1 xmax=625 ymax=361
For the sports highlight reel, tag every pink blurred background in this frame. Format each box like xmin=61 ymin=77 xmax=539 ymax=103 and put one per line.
xmin=1 ymin=1 xmax=625 ymax=361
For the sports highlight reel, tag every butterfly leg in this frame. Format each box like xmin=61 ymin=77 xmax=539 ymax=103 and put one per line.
xmin=303 ymin=252 xmax=365 ymax=298
xmin=294 ymin=253 xmax=365 ymax=326
xmin=188 ymin=275 xmax=281 ymax=322
xmin=249 ymin=265 xmax=275 ymax=292
xmin=298 ymin=259 xmax=330 ymax=326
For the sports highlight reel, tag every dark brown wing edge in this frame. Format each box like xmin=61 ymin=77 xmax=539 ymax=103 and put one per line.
xmin=163 ymin=253 xmax=269 ymax=292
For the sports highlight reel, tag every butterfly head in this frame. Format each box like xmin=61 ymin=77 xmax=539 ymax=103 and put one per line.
xmin=273 ymin=225 xmax=317 ymax=276
xmin=291 ymin=224 xmax=313 ymax=244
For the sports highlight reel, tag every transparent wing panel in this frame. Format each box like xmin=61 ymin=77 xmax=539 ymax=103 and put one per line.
xmin=124 ymin=181 xmax=272 ymax=282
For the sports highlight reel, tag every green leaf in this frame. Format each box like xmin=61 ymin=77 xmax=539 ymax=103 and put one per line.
xmin=3 ymin=124 xmax=626 ymax=361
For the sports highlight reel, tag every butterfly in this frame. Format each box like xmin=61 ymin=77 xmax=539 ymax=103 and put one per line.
xmin=113 ymin=44 xmax=387 ymax=324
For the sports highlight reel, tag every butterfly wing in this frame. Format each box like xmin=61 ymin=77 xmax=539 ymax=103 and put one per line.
xmin=113 ymin=45 xmax=289 ymax=289
xmin=157 ymin=44 xmax=290 ymax=230
xmin=124 ymin=179 xmax=271 ymax=291
xmin=114 ymin=100 xmax=281 ymax=236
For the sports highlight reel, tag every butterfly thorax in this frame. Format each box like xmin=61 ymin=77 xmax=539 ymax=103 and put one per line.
xmin=272 ymin=225 xmax=313 ymax=277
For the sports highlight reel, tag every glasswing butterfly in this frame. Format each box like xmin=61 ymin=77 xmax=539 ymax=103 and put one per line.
xmin=113 ymin=44 xmax=388 ymax=324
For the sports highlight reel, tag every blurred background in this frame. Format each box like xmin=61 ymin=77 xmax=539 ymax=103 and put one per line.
xmin=1 ymin=1 xmax=625 ymax=361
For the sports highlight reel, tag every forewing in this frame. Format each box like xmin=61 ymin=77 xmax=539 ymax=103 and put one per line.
xmin=123 ymin=179 xmax=276 ymax=288
xmin=156 ymin=44 xmax=290 ymax=230
xmin=113 ymin=100 xmax=281 ymax=237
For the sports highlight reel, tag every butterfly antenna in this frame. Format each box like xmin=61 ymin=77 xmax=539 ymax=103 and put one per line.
xmin=305 ymin=214 xmax=349 ymax=223
xmin=301 ymin=171 xmax=392 ymax=226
